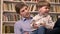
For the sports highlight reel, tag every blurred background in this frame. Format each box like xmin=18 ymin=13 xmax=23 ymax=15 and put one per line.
xmin=2 ymin=0 xmax=60 ymax=34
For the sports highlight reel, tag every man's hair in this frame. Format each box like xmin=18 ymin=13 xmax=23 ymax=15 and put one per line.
xmin=15 ymin=2 xmax=28 ymax=14
xmin=36 ymin=0 xmax=50 ymax=9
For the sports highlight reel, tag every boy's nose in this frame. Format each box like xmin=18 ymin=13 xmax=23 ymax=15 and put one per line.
xmin=47 ymin=9 xmax=49 ymax=11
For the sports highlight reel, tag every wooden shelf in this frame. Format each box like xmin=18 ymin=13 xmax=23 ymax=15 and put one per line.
xmin=30 ymin=11 xmax=60 ymax=14
xmin=3 ymin=10 xmax=60 ymax=14
xmin=50 ymin=2 xmax=60 ymax=5
xmin=3 ymin=1 xmax=37 ymax=5
xmin=3 ymin=21 xmax=16 ymax=26
xmin=3 ymin=0 xmax=60 ymax=5
xmin=3 ymin=10 xmax=16 ymax=13
xmin=2 ymin=33 xmax=14 ymax=34
xmin=3 ymin=21 xmax=16 ymax=23
xmin=49 ymin=12 xmax=60 ymax=14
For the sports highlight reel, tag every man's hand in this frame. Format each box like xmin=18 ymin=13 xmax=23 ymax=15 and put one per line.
xmin=24 ymin=31 xmax=29 ymax=34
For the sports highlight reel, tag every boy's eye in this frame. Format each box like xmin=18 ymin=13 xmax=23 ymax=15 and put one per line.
xmin=25 ymin=8 xmax=27 ymax=10
xmin=45 ymin=7 xmax=50 ymax=9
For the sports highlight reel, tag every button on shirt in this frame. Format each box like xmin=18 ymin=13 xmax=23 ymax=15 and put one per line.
xmin=14 ymin=17 xmax=33 ymax=34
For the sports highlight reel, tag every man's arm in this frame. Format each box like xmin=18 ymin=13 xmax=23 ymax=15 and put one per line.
xmin=14 ymin=23 xmax=22 ymax=34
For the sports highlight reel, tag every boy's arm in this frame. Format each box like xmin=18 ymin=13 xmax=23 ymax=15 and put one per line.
xmin=45 ymin=16 xmax=55 ymax=29
xmin=31 ymin=20 xmax=39 ymax=29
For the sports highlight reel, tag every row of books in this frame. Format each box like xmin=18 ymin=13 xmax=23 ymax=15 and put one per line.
xmin=3 ymin=2 xmax=37 ymax=12
xmin=3 ymin=12 xmax=58 ymax=22
xmin=3 ymin=3 xmax=60 ymax=12
xmin=2 ymin=26 xmax=14 ymax=33
xmin=3 ymin=3 xmax=15 ymax=12
xmin=51 ymin=5 xmax=60 ymax=12
xmin=49 ymin=0 xmax=60 ymax=3
xmin=5 ymin=26 xmax=14 ymax=33
xmin=3 ymin=13 xmax=20 ymax=21
xmin=3 ymin=12 xmax=37 ymax=21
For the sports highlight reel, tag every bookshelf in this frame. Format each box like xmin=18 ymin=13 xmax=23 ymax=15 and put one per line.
xmin=2 ymin=0 xmax=60 ymax=34
xmin=0 ymin=0 xmax=1 ymax=23
xmin=0 ymin=0 xmax=1 ymax=34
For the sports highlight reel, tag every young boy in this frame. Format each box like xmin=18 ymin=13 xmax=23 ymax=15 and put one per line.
xmin=31 ymin=0 xmax=55 ymax=34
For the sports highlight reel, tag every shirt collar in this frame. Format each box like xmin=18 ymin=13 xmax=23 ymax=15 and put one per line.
xmin=22 ymin=17 xmax=32 ymax=21
xmin=38 ymin=13 xmax=48 ymax=17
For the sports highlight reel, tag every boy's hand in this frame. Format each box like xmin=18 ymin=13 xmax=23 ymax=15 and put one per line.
xmin=40 ymin=23 xmax=46 ymax=26
xmin=33 ymin=23 xmax=39 ymax=29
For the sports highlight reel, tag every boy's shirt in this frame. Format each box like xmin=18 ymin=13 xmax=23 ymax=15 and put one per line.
xmin=31 ymin=14 xmax=55 ymax=30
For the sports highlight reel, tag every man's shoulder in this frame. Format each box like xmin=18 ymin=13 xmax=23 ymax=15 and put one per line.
xmin=14 ymin=20 xmax=22 ymax=27
xmin=15 ymin=20 xmax=22 ymax=25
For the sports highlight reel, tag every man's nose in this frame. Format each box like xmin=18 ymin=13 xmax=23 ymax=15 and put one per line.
xmin=25 ymin=10 xmax=29 ymax=13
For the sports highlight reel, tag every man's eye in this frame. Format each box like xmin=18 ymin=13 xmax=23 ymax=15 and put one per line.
xmin=21 ymin=10 xmax=24 ymax=12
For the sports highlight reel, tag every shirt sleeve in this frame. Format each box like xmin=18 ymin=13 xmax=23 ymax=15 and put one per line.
xmin=46 ymin=16 xmax=55 ymax=29
xmin=14 ymin=22 xmax=22 ymax=34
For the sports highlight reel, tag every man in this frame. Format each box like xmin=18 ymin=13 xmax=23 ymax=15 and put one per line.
xmin=14 ymin=2 xmax=33 ymax=34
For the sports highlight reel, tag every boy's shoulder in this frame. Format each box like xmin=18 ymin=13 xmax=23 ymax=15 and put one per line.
xmin=47 ymin=15 xmax=52 ymax=17
xmin=33 ymin=14 xmax=40 ymax=20
xmin=46 ymin=15 xmax=52 ymax=19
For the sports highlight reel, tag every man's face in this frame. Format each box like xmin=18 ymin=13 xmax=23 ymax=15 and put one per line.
xmin=20 ymin=6 xmax=30 ymax=18
xmin=38 ymin=6 xmax=50 ymax=15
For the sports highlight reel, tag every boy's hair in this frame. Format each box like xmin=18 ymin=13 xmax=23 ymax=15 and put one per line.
xmin=36 ymin=0 xmax=50 ymax=9
xmin=15 ymin=2 xmax=28 ymax=14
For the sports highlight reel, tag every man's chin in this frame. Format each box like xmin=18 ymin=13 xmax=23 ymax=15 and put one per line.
xmin=26 ymin=16 xmax=30 ymax=18
xmin=25 ymin=16 xmax=30 ymax=18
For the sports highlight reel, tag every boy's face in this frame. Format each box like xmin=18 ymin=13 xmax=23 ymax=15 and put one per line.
xmin=20 ymin=6 xmax=30 ymax=18
xmin=38 ymin=6 xmax=50 ymax=15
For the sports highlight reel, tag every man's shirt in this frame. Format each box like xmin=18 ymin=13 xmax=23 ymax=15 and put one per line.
xmin=14 ymin=17 xmax=33 ymax=34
